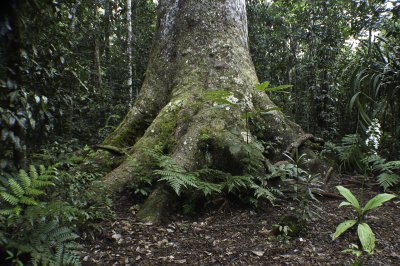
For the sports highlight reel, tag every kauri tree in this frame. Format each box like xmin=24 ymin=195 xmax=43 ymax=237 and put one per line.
xmin=95 ymin=0 xmax=326 ymax=223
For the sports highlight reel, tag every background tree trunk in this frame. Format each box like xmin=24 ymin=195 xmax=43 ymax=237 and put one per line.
xmin=99 ymin=0 xmax=326 ymax=223
xmin=126 ymin=0 xmax=133 ymax=106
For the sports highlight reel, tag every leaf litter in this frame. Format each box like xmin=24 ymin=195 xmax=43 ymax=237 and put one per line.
xmin=82 ymin=176 xmax=400 ymax=265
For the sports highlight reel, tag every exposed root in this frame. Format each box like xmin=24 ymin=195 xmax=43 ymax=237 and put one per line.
xmin=285 ymin=133 xmax=324 ymax=157
xmin=95 ymin=145 xmax=126 ymax=156
xmin=323 ymin=167 xmax=334 ymax=186
xmin=136 ymin=185 xmax=177 ymax=224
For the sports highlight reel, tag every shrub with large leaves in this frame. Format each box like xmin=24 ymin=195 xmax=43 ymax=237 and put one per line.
xmin=332 ymin=185 xmax=396 ymax=255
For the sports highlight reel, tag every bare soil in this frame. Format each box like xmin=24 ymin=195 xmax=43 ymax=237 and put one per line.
xmin=81 ymin=176 xmax=400 ymax=265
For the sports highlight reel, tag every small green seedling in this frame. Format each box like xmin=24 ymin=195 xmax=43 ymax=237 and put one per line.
xmin=332 ymin=185 xmax=396 ymax=254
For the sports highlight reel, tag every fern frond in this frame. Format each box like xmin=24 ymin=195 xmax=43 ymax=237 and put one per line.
xmin=251 ymin=184 xmax=276 ymax=203
xmin=29 ymin=165 xmax=39 ymax=181
xmin=156 ymin=170 xmax=198 ymax=195
xmin=37 ymin=219 xmax=59 ymax=237
xmin=1 ymin=192 xmax=19 ymax=206
xmin=336 ymin=134 xmax=365 ymax=171
xmin=362 ymin=154 xmax=386 ymax=172
xmin=19 ymin=196 xmax=38 ymax=206
xmin=196 ymin=181 xmax=222 ymax=196
xmin=8 ymin=179 xmax=25 ymax=198
xmin=32 ymin=179 xmax=55 ymax=188
xmin=0 ymin=208 xmax=13 ymax=215
xmin=39 ymin=165 xmax=47 ymax=176
xmin=223 ymin=175 xmax=253 ymax=192
xmin=19 ymin=169 xmax=31 ymax=190
xmin=382 ymin=160 xmax=400 ymax=172
xmin=50 ymin=227 xmax=79 ymax=243
xmin=25 ymin=187 xmax=45 ymax=196
xmin=24 ymin=220 xmax=82 ymax=265
xmin=54 ymin=243 xmax=65 ymax=265
xmin=377 ymin=173 xmax=400 ymax=191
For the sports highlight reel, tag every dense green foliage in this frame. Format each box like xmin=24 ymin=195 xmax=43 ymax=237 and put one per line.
xmin=0 ymin=165 xmax=81 ymax=265
xmin=0 ymin=0 xmax=399 ymax=263
xmin=0 ymin=157 xmax=113 ymax=264
xmin=1 ymin=0 xmax=398 ymax=167
xmin=0 ymin=0 xmax=156 ymax=172
xmin=247 ymin=0 xmax=400 ymax=151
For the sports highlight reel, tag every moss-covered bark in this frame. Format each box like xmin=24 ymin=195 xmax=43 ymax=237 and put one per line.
xmin=98 ymin=0 xmax=326 ymax=223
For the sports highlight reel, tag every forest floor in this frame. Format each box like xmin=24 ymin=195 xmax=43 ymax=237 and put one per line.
xmin=81 ymin=175 xmax=400 ymax=265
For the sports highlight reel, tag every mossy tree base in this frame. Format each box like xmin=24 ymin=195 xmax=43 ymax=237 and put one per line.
xmin=97 ymin=0 xmax=328 ymax=223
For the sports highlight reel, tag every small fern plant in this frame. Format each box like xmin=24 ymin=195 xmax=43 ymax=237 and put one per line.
xmin=6 ymin=220 xmax=81 ymax=266
xmin=0 ymin=165 xmax=82 ymax=265
xmin=332 ymin=185 xmax=396 ymax=255
xmin=362 ymin=154 xmax=400 ymax=191
xmin=154 ymin=153 xmax=222 ymax=196
xmin=0 ymin=165 xmax=55 ymax=216
xmin=331 ymin=134 xmax=366 ymax=172
xmin=152 ymin=150 xmax=281 ymax=205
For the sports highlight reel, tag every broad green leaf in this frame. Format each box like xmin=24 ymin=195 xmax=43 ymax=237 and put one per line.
xmin=332 ymin=219 xmax=357 ymax=240
xmin=349 ymin=92 xmax=361 ymax=111
xmin=357 ymin=223 xmax=375 ymax=254
xmin=336 ymin=186 xmax=360 ymax=213
xmin=267 ymin=85 xmax=293 ymax=92
xmin=204 ymin=90 xmax=235 ymax=105
xmin=362 ymin=193 xmax=396 ymax=214
xmin=338 ymin=201 xmax=352 ymax=208
xmin=255 ymin=81 xmax=270 ymax=91
xmin=256 ymin=82 xmax=293 ymax=93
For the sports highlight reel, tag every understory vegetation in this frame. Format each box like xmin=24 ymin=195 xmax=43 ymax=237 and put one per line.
xmin=1 ymin=0 xmax=399 ymax=264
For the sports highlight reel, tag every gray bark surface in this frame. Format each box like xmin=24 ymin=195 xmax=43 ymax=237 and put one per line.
xmin=99 ymin=0 xmax=325 ymax=223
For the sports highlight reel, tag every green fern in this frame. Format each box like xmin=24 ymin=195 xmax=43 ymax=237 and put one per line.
xmin=0 ymin=165 xmax=56 ymax=215
xmin=196 ymin=181 xmax=222 ymax=196
xmin=223 ymin=175 xmax=253 ymax=193
xmin=151 ymin=151 xmax=281 ymax=205
xmin=222 ymin=175 xmax=280 ymax=205
xmin=377 ymin=173 xmax=400 ymax=191
xmin=0 ymin=192 xmax=20 ymax=206
xmin=155 ymin=170 xmax=199 ymax=195
xmin=362 ymin=154 xmax=400 ymax=190
xmin=27 ymin=220 xmax=81 ymax=266
xmin=9 ymin=179 xmax=25 ymax=198
xmin=24 ymin=201 xmax=83 ymax=224
xmin=334 ymin=134 xmax=366 ymax=172
xmin=1 ymin=165 xmax=82 ymax=265
xmin=251 ymin=184 xmax=276 ymax=202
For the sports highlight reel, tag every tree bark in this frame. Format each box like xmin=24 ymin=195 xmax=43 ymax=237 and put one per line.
xmin=104 ymin=0 xmax=111 ymax=64
xmin=99 ymin=0 xmax=326 ymax=223
xmin=127 ymin=0 xmax=133 ymax=106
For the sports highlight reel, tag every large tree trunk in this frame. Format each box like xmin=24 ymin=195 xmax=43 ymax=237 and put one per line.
xmin=99 ymin=0 xmax=325 ymax=223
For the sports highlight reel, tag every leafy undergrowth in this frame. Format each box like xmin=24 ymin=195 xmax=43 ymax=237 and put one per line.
xmin=81 ymin=176 xmax=400 ymax=265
